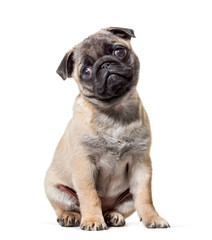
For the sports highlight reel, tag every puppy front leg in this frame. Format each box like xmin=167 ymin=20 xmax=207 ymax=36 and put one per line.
xmin=72 ymin=156 xmax=107 ymax=231
xmin=131 ymin=155 xmax=170 ymax=228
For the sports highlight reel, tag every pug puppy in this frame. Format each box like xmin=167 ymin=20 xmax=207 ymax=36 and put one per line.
xmin=44 ymin=27 xmax=170 ymax=231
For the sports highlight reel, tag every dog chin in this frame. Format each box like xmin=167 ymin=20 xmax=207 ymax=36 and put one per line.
xmin=95 ymin=76 xmax=132 ymax=101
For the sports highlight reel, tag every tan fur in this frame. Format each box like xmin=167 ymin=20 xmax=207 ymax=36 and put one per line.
xmin=44 ymin=28 xmax=169 ymax=230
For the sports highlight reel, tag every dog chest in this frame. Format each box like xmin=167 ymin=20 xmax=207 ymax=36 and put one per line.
xmin=81 ymin=124 xmax=150 ymax=161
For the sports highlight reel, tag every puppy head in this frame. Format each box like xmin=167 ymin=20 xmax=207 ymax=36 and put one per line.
xmin=57 ymin=27 xmax=140 ymax=102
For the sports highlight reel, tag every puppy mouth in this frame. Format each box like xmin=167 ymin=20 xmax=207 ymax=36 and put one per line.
xmin=106 ymin=73 xmax=130 ymax=94
xmin=95 ymin=73 xmax=131 ymax=100
xmin=93 ymin=58 xmax=133 ymax=100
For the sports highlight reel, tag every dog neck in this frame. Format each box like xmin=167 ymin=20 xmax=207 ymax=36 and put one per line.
xmin=81 ymin=87 xmax=142 ymax=127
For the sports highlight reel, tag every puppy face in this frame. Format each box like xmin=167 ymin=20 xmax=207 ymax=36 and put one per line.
xmin=57 ymin=27 xmax=140 ymax=102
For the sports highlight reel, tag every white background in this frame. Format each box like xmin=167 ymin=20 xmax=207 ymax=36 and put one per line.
xmin=0 ymin=0 xmax=212 ymax=239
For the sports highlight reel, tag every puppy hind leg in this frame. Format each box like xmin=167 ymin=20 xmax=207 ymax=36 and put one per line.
xmin=114 ymin=197 xmax=135 ymax=219
xmin=48 ymin=197 xmax=81 ymax=227
xmin=45 ymin=185 xmax=81 ymax=227
xmin=104 ymin=211 xmax=125 ymax=227
xmin=57 ymin=211 xmax=81 ymax=227
xmin=104 ymin=197 xmax=135 ymax=227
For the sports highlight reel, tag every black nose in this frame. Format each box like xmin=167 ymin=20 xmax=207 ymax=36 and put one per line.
xmin=101 ymin=62 xmax=111 ymax=69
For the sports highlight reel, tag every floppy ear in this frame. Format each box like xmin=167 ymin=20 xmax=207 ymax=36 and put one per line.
xmin=107 ymin=27 xmax=136 ymax=40
xmin=56 ymin=50 xmax=74 ymax=80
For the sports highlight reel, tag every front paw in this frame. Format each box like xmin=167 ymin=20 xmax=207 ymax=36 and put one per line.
xmin=80 ymin=217 xmax=108 ymax=231
xmin=143 ymin=216 xmax=170 ymax=228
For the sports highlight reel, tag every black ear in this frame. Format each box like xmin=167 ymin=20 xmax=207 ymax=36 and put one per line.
xmin=107 ymin=27 xmax=136 ymax=40
xmin=56 ymin=50 xmax=74 ymax=80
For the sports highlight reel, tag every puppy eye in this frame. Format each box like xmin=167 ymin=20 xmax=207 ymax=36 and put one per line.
xmin=82 ymin=67 xmax=92 ymax=78
xmin=114 ymin=48 xmax=127 ymax=58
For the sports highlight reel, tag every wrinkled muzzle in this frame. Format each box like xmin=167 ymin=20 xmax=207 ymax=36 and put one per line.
xmin=93 ymin=56 xmax=133 ymax=100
